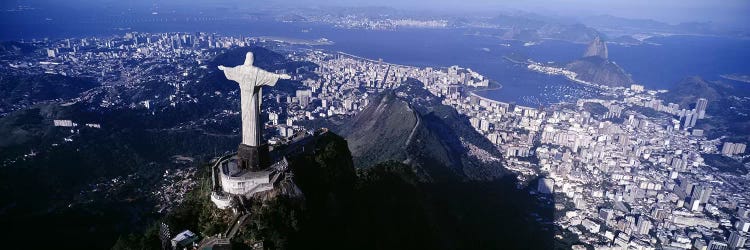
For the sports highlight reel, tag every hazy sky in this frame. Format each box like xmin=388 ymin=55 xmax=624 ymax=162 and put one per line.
xmin=502 ymin=0 xmax=749 ymax=25
xmin=276 ymin=0 xmax=750 ymax=27
xmin=7 ymin=0 xmax=750 ymax=28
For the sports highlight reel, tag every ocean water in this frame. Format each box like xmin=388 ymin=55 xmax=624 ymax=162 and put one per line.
xmin=2 ymin=14 xmax=749 ymax=105
xmin=609 ymin=35 xmax=750 ymax=89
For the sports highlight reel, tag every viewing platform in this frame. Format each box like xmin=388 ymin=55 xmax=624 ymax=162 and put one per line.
xmin=210 ymin=154 xmax=288 ymax=209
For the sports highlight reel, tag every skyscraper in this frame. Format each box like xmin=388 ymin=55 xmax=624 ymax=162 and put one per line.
xmin=722 ymin=142 xmax=748 ymax=156
xmin=636 ymin=216 xmax=652 ymax=235
xmin=683 ymin=112 xmax=694 ymax=129
xmin=694 ymin=185 xmax=713 ymax=204
xmin=696 ymin=98 xmax=708 ymax=119
xmin=690 ymin=111 xmax=698 ymax=127
xmin=729 ymin=231 xmax=747 ymax=249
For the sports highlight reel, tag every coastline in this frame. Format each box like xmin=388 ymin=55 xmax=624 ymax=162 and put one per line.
xmin=336 ymin=51 xmax=420 ymax=69
xmin=502 ymin=56 xmax=529 ymax=65
xmin=468 ymin=81 xmax=505 ymax=104
xmin=255 ymin=36 xmax=334 ymax=46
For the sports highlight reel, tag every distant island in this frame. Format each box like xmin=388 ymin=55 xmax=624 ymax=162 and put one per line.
xmin=720 ymin=74 xmax=750 ymax=84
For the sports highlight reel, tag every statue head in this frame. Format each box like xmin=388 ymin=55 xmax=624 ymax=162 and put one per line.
xmin=244 ymin=52 xmax=254 ymax=66
xmin=217 ymin=52 xmax=254 ymax=71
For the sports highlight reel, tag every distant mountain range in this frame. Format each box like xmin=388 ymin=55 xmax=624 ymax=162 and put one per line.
xmin=498 ymin=23 xmax=602 ymax=43
xmin=479 ymin=11 xmax=748 ymax=45
xmin=487 ymin=13 xmax=602 ymax=43
xmin=578 ymin=14 xmax=746 ymax=38
xmin=483 ymin=12 xmax=749 ymax=45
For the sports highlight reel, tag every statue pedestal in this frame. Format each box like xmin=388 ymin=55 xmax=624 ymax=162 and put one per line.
xmin=238 ymin=144 xmax=270 ymax=171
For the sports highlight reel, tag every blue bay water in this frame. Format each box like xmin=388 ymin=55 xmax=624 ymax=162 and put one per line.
xmin=2 ymin=15 xmax=749 ymax=105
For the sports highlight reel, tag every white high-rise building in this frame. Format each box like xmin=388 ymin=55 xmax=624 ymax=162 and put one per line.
xmin=479 ymin=119 xmax=490 ymax=132
xmin=296 ymin=89 xmax=313 ymax=107
xmin=729 ymin=231 xmax=747 ymax=249
xmin=696 ymin=98 xmax=708 ymax=119
xmin=636 ymin=217 xmax=652 ymax=235
xmin=630 ymin=84 xmax=645 ymax=93
xmin=722 ymin=142 xmax=747 ymax=156
xmin=735 ymin=220 xmax=750 ymax=233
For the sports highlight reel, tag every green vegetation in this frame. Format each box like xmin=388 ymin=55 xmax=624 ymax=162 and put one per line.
xmin=703 ymin=154 xmax=748 ymax=175
xmin=338 ymin=92 xmax=415 ymax=168
xmin=239 ymin=196 xmax=304 ymax=249
xmin=0 ymin=45 xmax=314 ymax=249
xmin=660 ymin=76 xmax=750 ymax=141
xmin=164 ymin=165 xmax=231 ymax=237
xmin=566 ymin=56 xmax=634 ymax=87
xmin=111 ymin=225 xmax=161 ymax=250
xmin=110 ymin=164 xmax=231 ymax=250
xmin=0 ymin=103 xmax=241 ymax=249
xmin=660 ymin=76 xmax=725 ymax=108
xmin=0 ymin=41 xmax=37 ymax=58
xmin=582 ymin=102 xmax=608 ymax=117
xmin=340 ymin=81 xmax=506 ymax=181
xmin=0 ymin=74 xmax=99 ymax=111
xmin=124 ymin=132 xmax=553 ymax=250
xmin=627 ymin=105 xmax=670 ymax=119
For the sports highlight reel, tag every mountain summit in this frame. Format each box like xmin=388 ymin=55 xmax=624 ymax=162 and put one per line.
xmin=582 ymin=36 xmax=608 ymax=59
xmin=661 ymin=76 xmax=725 ymax=107
xmin=339 ymin=80 xmax=506 ymax=182
xmin=566 ymin=36 xmax=633 ymax=87
xmin=340 ymin=91 xmax=465 ymax=181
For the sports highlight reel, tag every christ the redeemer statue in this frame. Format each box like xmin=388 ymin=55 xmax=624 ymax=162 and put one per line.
xmin=219 ymin=52 xmax=290 ymax=170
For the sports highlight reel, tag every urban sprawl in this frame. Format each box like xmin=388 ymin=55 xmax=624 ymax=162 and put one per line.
xmin=3 ymin=32 xmax=749 ymax=249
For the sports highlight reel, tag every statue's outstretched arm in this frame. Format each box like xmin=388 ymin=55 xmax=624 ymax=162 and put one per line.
xmin=256 ymin=71 xmax=291 ymax=87
xmin=218 ymin=65 xmax=240 ymax=82
xmin=277 ymin=73 xmax=291 ymax=80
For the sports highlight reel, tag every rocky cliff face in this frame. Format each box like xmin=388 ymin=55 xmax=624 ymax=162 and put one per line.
xmin=566 ymin=56 xmax=633 ymax=87
xmin=339 ymin=91 xmax=463 ymax=181
xmin=339 ymin=80 xmax=507 ymax=182
xmin=338 ymin=92 xmax=414 ymax=166
xmin=582 ymin=36 xmax=608 ymax=59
